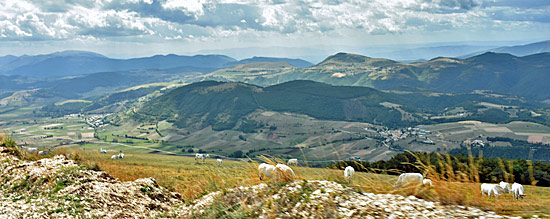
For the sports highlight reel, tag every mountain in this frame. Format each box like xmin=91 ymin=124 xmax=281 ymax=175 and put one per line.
xmin=365 ymin=45 xmax=496 ymax=62
xmin=138 ymin=80 xmax=543 ymax=131
xmin=0 ymin=55 xmax=18 ymax=67
xmin=205 ymin=52 xmax=550 ymax=101
xmin=491 ymin=40 xmax=550 ymax=56
xmin=225 ymin=56 xmax=313 ymax=68
xmin=462 ymin=40 xmax=550 ymax=58
xmin=194 ymin=46 xmax=337 ymax=63
xmin=0 ymin=75 xmax=40 ymax=92
xmin=0 ymin=51 xmax=236 ymax=78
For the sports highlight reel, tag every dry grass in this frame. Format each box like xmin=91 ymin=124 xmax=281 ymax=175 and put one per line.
xmin=399 ymin=152 xmax=550 ymax=216
xmin=56 ymin=148 xmax=550 ymax=217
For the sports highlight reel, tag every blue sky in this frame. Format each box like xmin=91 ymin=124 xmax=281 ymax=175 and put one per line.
xmin=0 ymin=0 xmax=549 ymax=58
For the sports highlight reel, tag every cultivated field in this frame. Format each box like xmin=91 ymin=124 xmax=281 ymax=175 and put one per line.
xmin=4 ymin=114 xmax=550 ymax=163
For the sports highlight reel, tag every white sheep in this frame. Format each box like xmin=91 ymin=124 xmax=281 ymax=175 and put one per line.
xmin=25 ymin=147 xmax=38 ymax=153
xmin=276 ymin=163 xmax=295 ymax=181
xmin=38 ymin=149 xmax=51 ymax=156
xmin=422 ymin=178 xmax=433 ymax=187
xmin=395 ymin=173 xmax=423 ymax=187
xmin=344 ymin=166 xmax=354 ymax=180
xmin=287 ymin=159 xmax=298 ymax=166
xmin=195 ymin=153 xmax=209 ymax=164
xmin=481 ymin=183 xmax=505 ymax=199
xmin=100 ymin=148 xmax=107 ymax=154
xmin=499 ymin=181 xmax=512 ymax=194
xmin=111 ymin=155 xmax=119 ymax=159
xmin=511 ymin=182 xmax=526 ymax=200
xmin=118 ymin=153 xmax=124 ymax=159
xmin=258 ymin=163 xmax=277 ymax=180
xmin=217 ymin=159 xmax=223 ymax=167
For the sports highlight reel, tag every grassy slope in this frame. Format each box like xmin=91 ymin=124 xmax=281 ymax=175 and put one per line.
xmin=59 ymin=148 xmax=550 ymax=217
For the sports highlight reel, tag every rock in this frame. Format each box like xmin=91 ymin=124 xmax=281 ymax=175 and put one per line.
xmin=175 ymin=179 xmax=513 ymax=218
xmin=0 ymin=147 xmax=182 ymax=218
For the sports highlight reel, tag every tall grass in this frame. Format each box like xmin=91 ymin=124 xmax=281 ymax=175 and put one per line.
xmin=394 ymin=150 xmax=548 ymax=216
xmin=55 ymin=145 xmax=550 ymax=216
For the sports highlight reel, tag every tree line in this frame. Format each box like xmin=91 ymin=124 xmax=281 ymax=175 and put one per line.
xmin=333 ymin=151 xmax=550 ymax=186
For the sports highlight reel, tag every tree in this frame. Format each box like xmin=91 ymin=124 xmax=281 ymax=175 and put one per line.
xmin=231 ymin=150 xmax=243 ymax=158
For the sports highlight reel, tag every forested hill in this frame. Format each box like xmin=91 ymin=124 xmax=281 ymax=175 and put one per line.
xmin=138 ymin=80 xmax=546 ymax=130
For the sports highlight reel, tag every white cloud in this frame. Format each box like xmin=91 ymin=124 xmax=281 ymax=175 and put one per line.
xmin=0 ymin=0 xmax=547 ymax=46
xmin=162 ymin=0 xmax=206 ymax=16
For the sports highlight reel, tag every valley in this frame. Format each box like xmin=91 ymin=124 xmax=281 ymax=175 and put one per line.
xmin=2 ymin=47 xmax=550 ymax=165
xmin=2 ymin=49 xmax=550 ymax=217
xmin=2 ymin=1 xmax=550 ymax=217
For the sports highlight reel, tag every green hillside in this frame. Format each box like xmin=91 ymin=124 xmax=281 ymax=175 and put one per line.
xmin=138 ymin=80 xmax=549 ymax=131
xmin=35 ymin=85 xmax=166 ymax=117
xmin=205 ymin=52 xmax=550 ymax=101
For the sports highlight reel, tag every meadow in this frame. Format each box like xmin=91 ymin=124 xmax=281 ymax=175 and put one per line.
xmin=57 ymin=148 xmax=550 ymax=217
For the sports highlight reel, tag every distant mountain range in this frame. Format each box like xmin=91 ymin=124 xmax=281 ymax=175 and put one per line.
xmin=224 ymin=56 xmax=313 ymax=68
xmin=0 ymin=51 xmax=313 ymax=78
xmin=205 ymin=51 xmax=550 ymax=101
xmin=461 ymin=40 xmax=550 ymax=58
xmin=0 ymin=51 xmax=236 ymax=78
xmin=365 ymin=45 xmax=496 ymax=62
xmin=1 ymin=40 xmax=549 ymax=104
xmin=193 ymin=40 xmax=548 ymax=63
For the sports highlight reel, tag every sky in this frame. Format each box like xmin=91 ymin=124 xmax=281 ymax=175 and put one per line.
xmin=0 ymin=0 xmax=549 ymax=59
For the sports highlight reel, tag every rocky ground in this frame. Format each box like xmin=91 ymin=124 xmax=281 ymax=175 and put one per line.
xmin=0 ymin=147 xmax=182 ymax=218
xmin=173 ymin=180 xmax=526 ymax=219
xmin=0 ymin=146 xmax=535 ymax=218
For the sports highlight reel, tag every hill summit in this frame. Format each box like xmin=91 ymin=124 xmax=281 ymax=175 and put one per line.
xmin=317 ymin=52 xmax=397 ymax=67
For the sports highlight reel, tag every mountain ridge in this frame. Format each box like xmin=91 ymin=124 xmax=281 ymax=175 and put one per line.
xmin=137 ymin=80 xmax=544 ymax=131
xmin=461 ymin=40 xmax=550 ymax=58
xmin=207 ymin=51 xmax=550 ymax=100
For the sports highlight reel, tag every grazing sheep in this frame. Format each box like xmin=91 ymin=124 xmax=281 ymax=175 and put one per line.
xmin=38 ymin=149 xmax=51 ymax=156
xmin=344 ymin=166 xmax=354 ymax=180
xmin=287 ymin=159 xmax=298 ymax=166
xmin=217 ymin=159 xmax=223 ymax=167
xmin=511 ymin=182 xmax=526 ymax=200
xmin=111 ymin=155 xmax=119 ymax=159
xmin=195 ymin=153 xmax=209 ymax=164
xmin=395 ymin=173 xmax=423 ymax=187
xmin=25 ymin=147 xmax=38 ymax=153
xmin=100 ymin=148 xmax=107 ymax=154
xmin=276 ymin=164 xmax=295 ymax=181
xmin=423 ymin=178 xmax=433 ymax=187
xmin=499 ymin=181 xmax=512 ymax=193
xmin=481 ymin=183 xmax=505 ymax=199
xmin=258 ymin=163 xmax=277 ymax=180
xmin=118 ymin=153 xmax=124 ymax=159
